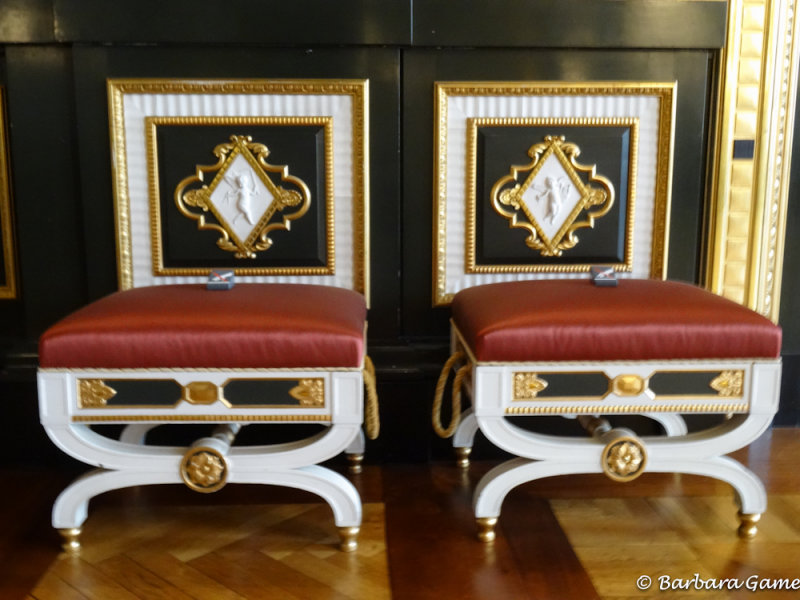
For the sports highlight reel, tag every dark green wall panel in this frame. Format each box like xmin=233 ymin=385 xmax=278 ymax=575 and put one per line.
xmin=5 ymin=46 xmax=86 ymax=335
xmin=0 ymin=0 xmax=53 ymax=43
xmin=413 ymin=0 xmax=728 ymax=49
xmin=55 ymin=0 xmax=411 ymax=45
xmin=0 ymin=55 xmax=24 ymax=342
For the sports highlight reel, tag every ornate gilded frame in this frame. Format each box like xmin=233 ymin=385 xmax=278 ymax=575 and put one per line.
xmin=705 ymin=0 xmax=800 ymax=322
xmin=467 ymin=118 xmax=635 ymax=273
xmin=147 ymin=117 xmax=333 ymax=276
xmin=0 ymin=87 xmax=17 ymax=300
xmin=108 ymin=79 xmax=369 ymax=300
xmin=433 ymin=82 xmax=676 ymax=305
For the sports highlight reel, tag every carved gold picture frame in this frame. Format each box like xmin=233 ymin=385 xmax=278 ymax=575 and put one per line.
xmin=0 ymin=87 xmax=17 ymax=300
xmin=108 ymin=79 xmax=369 ymax=300
xmin=433 ymin=82 xmax=676 ymax=306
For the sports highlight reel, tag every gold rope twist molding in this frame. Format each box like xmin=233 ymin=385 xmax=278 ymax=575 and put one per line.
xmin=432 ymin=351 xmax=471 ymax=438
xmin=363 ymin=355 xmax=380 ymax=440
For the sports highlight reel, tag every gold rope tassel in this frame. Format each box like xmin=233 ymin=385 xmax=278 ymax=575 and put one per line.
xmin=432 ymin=351 xmax=471 ymax=438
xmin=363 ymin=355 xmax=380 ymax=440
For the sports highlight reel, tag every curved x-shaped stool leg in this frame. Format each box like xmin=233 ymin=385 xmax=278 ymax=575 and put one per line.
xmin=642 ymin=413 xmax=688 ymax=436
xmin=473 ymin=412 xmax=773 ymax=542
xmin=46 ymin=422 xmax=363 ymax=552
xmin=119 ymin=423 xmax=158 ymax=445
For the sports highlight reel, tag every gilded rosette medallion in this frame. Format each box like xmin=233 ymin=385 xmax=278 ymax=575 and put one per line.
xmin=174 ymin=135 xmax=311 ymax=259
xmin=180 ymin=447 xmax=228 ymax=493
xmin=602 ymin=437 xmax=647 ymax=482
xmin=491 ymin=135 xmax=615 ymax=257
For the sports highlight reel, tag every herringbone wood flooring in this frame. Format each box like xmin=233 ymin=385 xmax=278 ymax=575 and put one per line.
xmin=4 ymin=428 xmax=799 ymax=599
xmin=32 ymin=503 xmax=390 ymax=600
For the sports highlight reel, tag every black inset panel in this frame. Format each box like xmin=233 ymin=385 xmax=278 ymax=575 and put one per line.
xmin=649 ymin=371 xmax=730 ymax=396
xmin=531 ymin=372 xmax=609 ymax=398
xmin=156 ymin=123 xmax=327 ymax=270
xmin=102 ymin=380 xmax=182 ymax=407
xmin=224 ymin=379 xmax=303 ymax=407
xmin=476 ymin=125 xmax=630 ymax=267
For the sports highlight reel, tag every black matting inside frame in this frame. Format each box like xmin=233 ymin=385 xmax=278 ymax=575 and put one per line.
xmin=155 ymin=124 xmax=328 ymax=270
xmin=476 ymin=125 xmax=631 ymax=267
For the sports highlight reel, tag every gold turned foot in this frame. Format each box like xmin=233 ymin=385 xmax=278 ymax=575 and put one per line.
xmin=476 ymin=517 xmax=497 ymax=543
xmin=347 ymin=453 xmax=364 ymax=474
xmin=737 ymin=511 xmax=761 ymax=539
xmin=338 ymin=526 xmax=359 ymax=552
xmin=58 ymin=527 xmax=82 ymax=553
xmin=454 ymin=447 xmax=472 ymax=469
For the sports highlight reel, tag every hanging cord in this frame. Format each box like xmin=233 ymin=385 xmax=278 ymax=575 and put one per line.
xmin=432 ymin=351 xmax=471 ymax=438
xmin=362 ymin=355 xmax=380 ymax=440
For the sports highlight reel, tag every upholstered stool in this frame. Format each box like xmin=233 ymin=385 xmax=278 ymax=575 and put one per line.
xmin=434 ymin=279 xmax=781 ymax=541
xmin=38 ymin=283 xmax=378 ymax=552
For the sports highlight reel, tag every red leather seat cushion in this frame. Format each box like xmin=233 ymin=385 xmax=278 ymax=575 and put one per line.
xmin=39 ymin=284 xmax=366 ymax=369
xmin=452 ymin=279 xmax=781 ymax=362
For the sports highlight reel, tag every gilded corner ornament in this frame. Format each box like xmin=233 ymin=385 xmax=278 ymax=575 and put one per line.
xmin=289 ymin=378 xmax=325 ymax=407
xmin=513 ymin=372 xmax=548 ymax=400
xmin=78 ymin=379 xmax=117 ymax=408
xmin=174 ymin=135 xmax=311 ymax=259
xmin=491 ymin=135 xmax=615 ymax=257
xmin=710 ymin=370 xmax=744 ymax=397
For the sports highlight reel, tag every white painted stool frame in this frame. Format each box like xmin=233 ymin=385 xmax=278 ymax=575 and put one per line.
xmin=446 ymin=328 xmax=782 ymax=542
xmin=39 ymin=367 xmax=367 ymax=552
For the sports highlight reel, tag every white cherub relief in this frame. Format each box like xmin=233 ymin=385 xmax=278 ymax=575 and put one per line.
xmin=223 ymin=170 xmax=258 ymax=226
xmin=533 ymin=176 xmax=571 ymax=224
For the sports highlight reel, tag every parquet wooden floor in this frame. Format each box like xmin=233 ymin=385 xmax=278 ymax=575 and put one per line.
xmin=31 ymin=503 xmax=390 ymax=600
xmin=4 ymin=428 xmax=799 ymax=599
